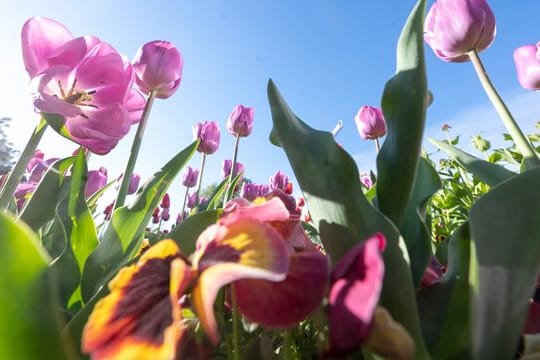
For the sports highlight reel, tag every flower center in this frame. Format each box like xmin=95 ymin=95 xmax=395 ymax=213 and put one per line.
xmin=58 ymin=79 xmax=97 ymax=107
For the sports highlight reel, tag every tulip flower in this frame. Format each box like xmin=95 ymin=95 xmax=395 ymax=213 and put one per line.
xmin=193 ymin=121 xmax=220 ymax=155
xmin=161 ymin=208 xmax=170 ymax=222
xmin=85 ymin=167 xmax=108 ymax=198
xmin=14 ymin=182 xmax=37 ymax=211
xmin=28 ymin=157 xmax=59 ymax=183
xmin=424 ymin=0 xmax=496 ymax=62
xmin=355 ymin=106 xmax=386 ymax=140
xmin=161 ymin=193 xmax=171 ymax=209
xmin=240 ymin=182 xmax=260 ymax=201
xmin=127 ymin=173 xmax=140 ymax=194
xmin=26 ymin=150 xmax=44 ymax=172
xmin=181 ymin=166 xmax=199 ymax=188
xmin=514 ymin=42 xmax=540 ymax=90
xmin=269 ymin=170 xmax=289 ymax=192
xmin=226 ymin=104 xmax=254 ymax=137
xmin=132 ymin=40 xmax=183 ymax=99
xmin=186 ymin=192 xmax=198 ymax=209
xmin=360 ymin=173 xmax=373 ymax=189
xmin=221 ymin=160 xmax=244 ymax=180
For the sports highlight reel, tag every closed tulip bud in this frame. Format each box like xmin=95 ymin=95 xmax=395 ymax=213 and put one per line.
xmin=424 ymin=0 xmax=496 ymax=62
xmin=187 ymin=192 xmax=197 ymax=209
xmin=182 ymin=166 xmax=199 ymax=188
xmin=127 ymin=174 xmax=140 ymax=195
xmin=240 ymin=182 xmax=259 ymax=201
xmin=193 ymin=121 xmax=220 ymax=155
xmin=226 ymin=104 xmax=254 ymax=137
xmin=133 ymin=40 xmax=183 ymax=99
xmin=152 ymin=207 xmax=160 ymax=224
xmin=161 ymin=193 xmax=170 ymax=209
xmin=161 ymin=207 xmax=170 ymax=221
xmin=222 ymin=160 xmax=245 ymax=179
xmin=355 ymin=106 xmax=386 ymax=140
xmin=85 ymin=167 xmax=108 ymax=198
xmin=514 ymin=42 xmax=540 ymax=90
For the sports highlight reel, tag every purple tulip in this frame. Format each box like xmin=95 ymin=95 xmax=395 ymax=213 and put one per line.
xmin=14 ymin=182 xmax=37 ymax=211
xmin=85 ymin=167 xmax=108 ymax=198
xmin=181 ymin=166 xmax=199 ymax=188
xmin=127 ymin=173 xmax=140 ymax=194
xmin=132 ymin=40 xmax=183 ymax=99
xmin=226 ymin=104 xmax=254 ymax=137
xmin=221 ymin=160 xmax=244 ymax=179
xmin=269 ymin=171 xmax=289 ymax=192
xmin=161 ymin=193 xmax=170 ymax=209
xmin=125 ymin=89 xmax=146 ymax=124
xmin=193 ymin=121 xmax=220 ymax=155
xmin=514 ymin=42 xmax=540 ymax=90
xmin=161 ymin=207 xmax=170 ymax=222
xmin=186 ymin=192 xmax=198 ymax=209
xmin=240 ymin=182 xmax=260 ymax=201
xmin=26 ymin=150 xmax=44 ymax=172
xmin=360 ymin=173 xmax=373 ymax=189
xmin=424 ymin=0 xmax=496 ymax=62
xmin=328 ymin=233 xmax=386 ymax=354
xmin=355 ymin=106 xmax=386 ymax=140
xmin=28 ymin=157 xmax=59 ymax=183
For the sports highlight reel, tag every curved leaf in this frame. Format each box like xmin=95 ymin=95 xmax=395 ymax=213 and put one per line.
xmin=268 ymin=80 xmax=429 ymax=359
xmin=429 ymin=138 xmax=516 ymax=187
xmin=376 ymin=0 xmax=427 ymax=226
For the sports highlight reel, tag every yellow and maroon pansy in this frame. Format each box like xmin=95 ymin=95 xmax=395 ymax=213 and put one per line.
xmin=82 ymin=240 xmax=194 ymax=360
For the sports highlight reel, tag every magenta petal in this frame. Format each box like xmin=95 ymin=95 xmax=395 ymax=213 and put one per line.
xmin=328 ymin=233 xmax=386 ymax=353
xmin=21 ymin=16 xmax=74 ymax=77
xmin=35 ymin=93 xmax=81 ymax=117
xmin=125 ymin=88 xmax=146 ymax=124
xmin=233 ymin=250 xmax=329 ymax=328
xmin=48 ymin=35 xmax=101 ymax=69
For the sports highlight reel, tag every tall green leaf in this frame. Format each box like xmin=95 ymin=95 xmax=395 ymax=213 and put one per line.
xmin=376 ymin=0 xmax=427 ymax=226
xmin=429 ymin=138 xmax=516 ymax=187
xmin=399 ymin=157 xmax=441 ymax=286
xmin=80 ymin=141 xmax=198 ymax=302
xmin=469 ymin=166 xmax=540 ymax=359
xmin=0 ymin=212 xmax=75 ymax=359
xmin=268 ymin=80 xmax=429 ymax=359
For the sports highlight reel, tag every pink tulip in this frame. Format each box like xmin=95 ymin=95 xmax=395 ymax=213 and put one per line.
xmin=355 ymin=106 xmax=386 ymax=140
xmin=360 ymin=172 xmax=373 ymax=189
xmin=161 ymin=207 xmax=170 ymax=222
xmin=125 ymin=88 xmax=146 ymax=124
xmin=328 ymin=233 xmax=386 ymax=354
xmin=26 ymin=150 xmax=44 ymax=172
xmin=221 ymin=159 xmax=244 ymax=179
xmin=161 ymin=193 xmax=171 ymax=209
xmin=514 ymin=42 xmax=540 ymax=90
xmin=127 ymin=173 xmax=140 ymax=194
xmin=193 ymin=121 xmax=220 ymax=155
xmin=240 ymin=182 xmax=260 ymax=201
xmin=424 ymin=0 xmax=496 ymax=62
xmin=85 ymin=167 xmax=108 ymax=198
xmin=226 ymin=104 xmax=254 ymax=137
xmin=269 ymin=170 xmax=289 ymax=192
xmin=133 ymin=40 xmax=183 ymax=99
xmin=14 ymin=182 xmax=37 ymax=211
xmin=181 ymin=166 xmax=199 ymax=188
xmin=28 ymin=157 xmax=59 ymax=183
xmin=186 ymin=192 xmax=198 ymax=209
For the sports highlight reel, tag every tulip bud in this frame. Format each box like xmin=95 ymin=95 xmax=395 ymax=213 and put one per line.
xmin=424 ymin=0 xmax=496 ymax=62
xmin=161 ymin=207 xmax=170 ymax=221
xmin=133 ymin=40 xmax=183 ymax=99
xmin=472 ymin=135 xmax=490 ymax=152
xmin=193 ymin=121 xmax=220 ymax=155
xmin=152 ymin=207 xmax=160 ymax=224
xmin=360 ymin=173 xmax=373 ymax=189
xmin=186 ymin=192 xmax=197 ymax=209
xmin=221 ymin=160 xmax=245 ymax=179
xmin=161 ymin=193 xmax=170 ymax=209
xmin=240 ymin=182 xmax=259 ymax=201
xmin=269 ymin=171 xmax=289 ymax=192
xmin=127 ymin=174 xmax=140 ymax=195
xmin=26 ymin=150 xmax=44 ymax=172
xmin=85 ymin=167 xmax=108 ymax=198
xmin=226 ymin=104 xmax=254 ymax=137
xmin=103 ymin=201 xmax=113 ymax=221
xmin=513 ymin=42 xmax=540 ymax=90
xmin=182 ymin=166 xmax=199 ymax=188
xmin=355 ymin=106 xmax=386 ymax=140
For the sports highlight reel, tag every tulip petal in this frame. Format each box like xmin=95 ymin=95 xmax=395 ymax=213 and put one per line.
xmin=233 ymin=250 xmax=329 ymax=328
xmin=82 ymin=240 xmax=193 ymax=360
xmin=192 ymin=218 xmax=290 ymax=343
xmin=328 ymin=233 xmax=386 ymax=353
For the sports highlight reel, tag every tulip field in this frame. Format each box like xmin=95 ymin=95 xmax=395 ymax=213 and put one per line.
xmin=1 ymin=0 xmax=540 ymax=359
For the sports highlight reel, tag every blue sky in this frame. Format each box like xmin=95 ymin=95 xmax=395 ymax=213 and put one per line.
xmin=1 ymin=0 xmax=540 ymax=215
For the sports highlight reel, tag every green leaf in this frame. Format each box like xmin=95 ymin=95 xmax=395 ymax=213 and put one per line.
xmin=167 ymin=209 xmax=223 ymax=255
xmin=399 ymin=157 xmax=441 ymax=286
xmin=418 ymin=223 xmax=474 ymax=359
xmin=376 ymin=0 xmax=427 ymax=226
xmin=429 ymin=138 xmax=516 ymax=187
xmin=268 ymin=79 xmax=429 ymax=359
xmin=42 ymin=113 xmax=72 ymax=141
xmin=18 ymin=157 xmax=75 ymax=231
xmin=469 ymin=166 xmax=540 ymax=359
xmin=0 ymin=212 xmax=75 ymax=359
xmin=200 ymin=176 xmax=229 ymax=211
xmin=81 ymin=141 xmax=198 ymax=302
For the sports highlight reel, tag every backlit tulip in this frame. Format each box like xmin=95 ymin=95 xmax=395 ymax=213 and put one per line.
xmin=514 ymin=42 xmax=540 ymax=90
xmin=226 ymin=104 xmax=254 ymax=137
xmin=133 ymin=40 xmax=183 ymax=99
xmin=85 ymin=167 xmax=107 ymax=198
xmin=269 ymin=170 xmax=289 ymax=192
xmin=161 ymin=193 xmax=171 ymax=209
xmin=127 ymin=173 xmax=140 ymax=194
xmin=424 ymin=0 xmax=496 ymax=62
xmin=221 ymin=159 xmax=244 ymax=179
xmin=193 ymin=121 xmax=220 ymax=155
xmin=181 ymin=166 xmax=199 ymax=188
xmin=355 ymin=106 xmax=386 ymax=140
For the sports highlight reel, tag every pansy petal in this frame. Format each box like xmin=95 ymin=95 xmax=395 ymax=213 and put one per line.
xmin=233 ymin=250 xmax=329 ymax=328
xmin=82 ymin=240 xmax=193 ymax=360
xmin=328 ymin=233 xmax=386 ymax=353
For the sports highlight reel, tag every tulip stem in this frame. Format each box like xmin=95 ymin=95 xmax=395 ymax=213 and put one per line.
xmin=374 ymin=138 xmax=380 ymax=153
xmin=180 ymin=186 xmax=189 ymax=220
xmin=195 ymin=152 xmax=207 ymax=205
xmin=0 ymin=118 xmax=47 ymax=210
xmin=114 ymin=90 xmax=157 ymax=210
xmin=231 ymin=289 xmax=241 ymax=360
xmin=468 ymin=50 xmax=540 ymax=168
xmin=225 ymin=134 xmax=241 ymax=204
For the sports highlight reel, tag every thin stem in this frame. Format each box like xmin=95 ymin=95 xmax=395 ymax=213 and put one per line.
xmin=374 ymin=137 xmax=380 ymax=153
xmin=114 ymin=90 xmax=157 ymax=210
xmin=0 ymin=119 xmax=47 ymax=210
xmin=224 ymin=134 xmax=241 ymax=204
xmin=468 ymin=50 xmax=540 ymax=168
xmin=180 ymin=186 xmax=189 ymax=220
xmin=281 ymin=331 xmax=296 ymax=360
xmin=231 ymin=288 xmax=241 ymax=360
xmin=194 ymin=152 xmax=207 ymax=205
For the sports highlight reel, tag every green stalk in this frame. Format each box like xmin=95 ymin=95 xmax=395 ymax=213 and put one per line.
xmin=468 ymin=50 xmax=540 ymax=169
xmin=180 ymin=186 xmax=189 ymax=220
xmin=0 ymin=119 xmax=47 ymax=210
xmin=224 ymin=134 xmax=241 ymax=204
xmin=374 ymin=138 xmax=381 ymax=153
xmin=194 ymin=152 xmax=206 ymax=205
xmin=114 ymin=90 xmax=156 ymax=210
xmin=231 ymin=288 xmax=241 ymax=360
